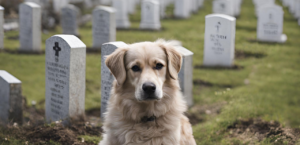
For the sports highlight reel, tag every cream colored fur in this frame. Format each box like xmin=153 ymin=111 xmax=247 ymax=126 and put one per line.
xmin=99 ymin=39 xmax=196 ymax=145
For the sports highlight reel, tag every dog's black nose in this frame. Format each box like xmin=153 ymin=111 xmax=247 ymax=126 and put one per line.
xmin=142 ymin=82 xmax=156 ymax=94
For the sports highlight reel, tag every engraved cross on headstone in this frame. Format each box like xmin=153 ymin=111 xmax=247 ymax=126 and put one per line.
xmin=53 ymin=42 xmax=61 ymax=57
xmin=216 ymin=22 xmax=221 ymax=33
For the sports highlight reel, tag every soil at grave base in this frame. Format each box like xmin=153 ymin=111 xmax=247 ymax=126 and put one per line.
xmin=2 ymin=120 xmax=103 ymax=145
xmin=0 ymin=103 xmax=103 ymax=145
xmin=185 ymin=102 xmax=228 ymax=126
xmin=225 ymin=118 xmax=300 ymax=145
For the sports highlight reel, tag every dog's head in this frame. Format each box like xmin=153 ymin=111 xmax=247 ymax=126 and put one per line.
xmin=105 ymin=39 xmax=182 ymax=102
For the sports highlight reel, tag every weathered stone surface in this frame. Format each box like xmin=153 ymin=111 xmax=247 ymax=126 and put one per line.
xmin=203 ymin=14 xmax=236 ymax=67
xmin=257 ymin=5 xmax=287 ymax=43
xmin=174 ymin=0 xmax=191 ymax=19
xmin=140 ymin=0 xmax=161 ymax=30
xmin=93 ymin=6 xmax=116 ymax=49
xmin=177 ymin=46 xmax=194 ymax=107
xmin=0 ymin=70 xmax=22 ymax=125
xmin=19 ymin=2 xmax=41 ymax=52
xmin=61 ymin=4 xmax=81 ymax=36
xmin=112 ymin=0 xmax=131 ymax=29
xmin=100 ymin=42 xmax=128 ymax=120
xmin=45 ymin=35 xmax=86 ymax=124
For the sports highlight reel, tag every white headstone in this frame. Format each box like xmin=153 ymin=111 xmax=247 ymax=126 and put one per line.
xmin=45 ymin=35 xmax=86 ymax=123
xmin=254 ymin=0 xmax=275 ymax=17
xmin=93 ymin=6 xmax=116 ymax=49
xmin=140 ymin=0 xmax=161 ymax=30
xmin=113 ymin=0 xmax=131 ymax=29
xmin=191 ymin=0 xmax=198 ymax=13
xmin=203 ymin=14 xmax=236 ymax=67
xmin=159 ymin=0 xmax=166 ymax=18
xmin=61 ymin=4 xmax=80 ymax=36
xmin=53 ymin=0 xmax=69 ymax=13
xmin=288 ymin=0 xmax=296 ymax=14
xmin=234 ymin=0 xmax=242 ymax=17
xmin=177 ymin=47 xmax=194 ymax=107
xmin=294 ymin=0 xmax=300 ymax=18
xmin=213 ymin=0 xmax=235 ymax=16
xmin=0 ymin=6 xmax=4 ymax=50
xmin=127 ymin=0 xmax=136 ymax=14
xmin=257 ymin=5 xmax=287 ymax=43
xmin=197 ymin=0 xmax=204 ymax=8
xmin=101 ymin=42 xmax=128 ymax=120
xmin=19 ymin=2 xmax=41 ymax=52
xmin=174 ymin=0 xmax=191 ymax=19
xmin=0 ymin=70 xmax=22 ymax=125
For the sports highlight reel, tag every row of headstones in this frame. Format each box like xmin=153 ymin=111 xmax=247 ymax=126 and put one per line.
xmin=212 ymin=0 xmax=287 ymax=43
xmin=280 ymin=0 xmax=300 ymax=25
xmin=0 ymin=34 xmax=194 ymax=125
xmin=252 ymin=0 xmax=287 ymax=43
xmin=212 ymin=0 xmax=243 ymax=17
xmin=0 ymin=0 xmax=205 ymax=51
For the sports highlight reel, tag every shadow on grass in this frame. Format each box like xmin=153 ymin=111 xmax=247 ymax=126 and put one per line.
xmin=193 ymin=79 xmax=233 ymax=88
xmin=235 ymin=49 xmax=267 ymax=59
xmin=247 ymin=38 xmax=285 ymax=45
xmin=117 ymin=27 xmax=166 ymax=32
xmin=236 ymin=25 xmax=256 ymax=32
xmin=194 ymin=64 xmax=244 ymax=70
xmin=0 ymin=49 xmax=45 ymax=55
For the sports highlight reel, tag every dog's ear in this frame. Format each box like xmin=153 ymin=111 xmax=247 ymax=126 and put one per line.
xmin=105 ymin=48 xmax=128 ymax=85
xmin=156 ymin=39 xmax=182 ymax=80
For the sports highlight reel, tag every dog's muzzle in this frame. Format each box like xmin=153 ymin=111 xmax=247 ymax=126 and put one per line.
xmin=142 ymin=82 xmax=159 ymax=100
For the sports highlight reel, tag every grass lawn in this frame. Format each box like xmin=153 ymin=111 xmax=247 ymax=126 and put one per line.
xmin=0 ymin=0 xmax=300 ymax=144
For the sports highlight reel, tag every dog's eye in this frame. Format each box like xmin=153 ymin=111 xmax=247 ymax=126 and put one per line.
xmin=131 ymin=65 xmax=141 ymax=72
xmin=155 ymin=63 xmax=164 ymax=70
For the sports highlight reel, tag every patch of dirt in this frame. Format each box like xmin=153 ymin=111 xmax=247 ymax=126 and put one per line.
xmin=0 ymin=97 xmax=103 ymax=145
xmin=235 ymin=50 xmax=267 ymax=59
xmin=226 ymin=118 xmax=300 ymax=145
xmin=186 ymin=102 xmax=227 ymax=126
xmin=194 ymin=64 xmax=244 ymax=70
xmin=1 ymin=119 xmax=102 ymax=145
xmin=193 ymin=79 xmax=233 ymax=88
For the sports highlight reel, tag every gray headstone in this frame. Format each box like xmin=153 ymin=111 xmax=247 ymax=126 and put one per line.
xmin=0 ymin=70 xmax=22 ymax=125
xmin=203 ymin=14 xmax=236 ymax=67
xmin=61 ymin=4 xmax=81 ymax=36
xmin=174 ymin=0 xmax=191 ymax=19
xmin=45 ymin=35 xmax=86 ymax=123
xmin=177 ymin=47 xmax=194 ymax=107
xmin=92 ymin=6 xmax=116 ymax=49
xmin=191 ymin=0 xmax=198 ymax=13
xmin=113 ymin=0 xmax=131 ymax=29
xmin=0 ymin=6 xmax=4 ymax=49
xmin=295 ymin=0 xmax=300 ymax=19
xmin=257 ymin=5 xmax=287 ymax=43
xmin=101 ymin=42 xmax=128 ymax=120
xmin=19 ymin=2 xmax=41 ymax=52
xmin=140 ymin=0 xmax=161 ymax=30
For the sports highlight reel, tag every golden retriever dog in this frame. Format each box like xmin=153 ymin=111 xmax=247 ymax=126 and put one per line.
xmin=99 ymin=39 xmax=196 ymax=145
